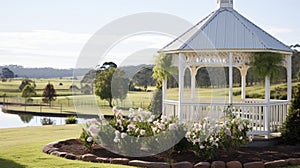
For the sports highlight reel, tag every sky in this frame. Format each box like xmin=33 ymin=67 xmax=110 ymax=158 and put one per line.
xmin=0 ymin=0 xmax=299 ymax=69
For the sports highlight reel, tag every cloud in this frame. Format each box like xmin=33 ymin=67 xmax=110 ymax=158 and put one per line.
xmin=0 ymin=30 xmax=92 ymax=68
xmin=0 ymin=30 xmax=173 ymax=68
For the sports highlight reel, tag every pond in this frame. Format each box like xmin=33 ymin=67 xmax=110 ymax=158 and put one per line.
xmin=0 ymin=106 xmax=83 ymax=129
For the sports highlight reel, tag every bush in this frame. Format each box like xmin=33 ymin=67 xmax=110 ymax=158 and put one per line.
xmin=82 ymin=106 xmax=252 ymax=159
xmin=40 ymin=118 xmax=55 ymax=125
xmin=282 ymin=84 xmax=300 ymax=144
xmin=79 ymin=128 xmax=95 ymax=151
xmin=149 ymin=89 xmax=162 ymax=116
xmin=65 ymin=116 xmax=78 ymax=124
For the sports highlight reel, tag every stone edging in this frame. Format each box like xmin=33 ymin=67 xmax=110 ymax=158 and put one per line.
xmin=43 ymin=138 xmax=300 ymax=168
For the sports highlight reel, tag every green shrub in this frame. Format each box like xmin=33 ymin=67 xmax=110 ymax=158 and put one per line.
xmin=65 ymin=116 xmax=78 ymax=124
xmin=79 ymin=128 xmax=95 ymax=151
xmin=40 ymin=118 xmax=55 ymax=125
xmin=282 ymin=84 xmax=300 ymax=144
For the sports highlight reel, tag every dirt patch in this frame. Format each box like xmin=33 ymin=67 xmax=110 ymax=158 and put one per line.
xmin=55 ymin=138 xmax=300 ymax=164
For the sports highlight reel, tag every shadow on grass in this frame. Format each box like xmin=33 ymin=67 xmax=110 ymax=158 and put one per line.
xmin=0 ymin=158 xmax=26 ymax=168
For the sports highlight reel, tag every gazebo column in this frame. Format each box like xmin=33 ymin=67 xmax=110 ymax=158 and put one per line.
xmin=265 ymin=75 xmax=271 ymax=139
xmin=190 ymin=66 xmax=197 ymax=99
xmin=178 ymin=53 xmax=185 ymax=120
xmin=287 ymin=55 xmax=292 ymax=101
xmin=240 ymin=65 xmax=249 ymax=100
xmin=229 ymin=52 xmax=233 ymax=104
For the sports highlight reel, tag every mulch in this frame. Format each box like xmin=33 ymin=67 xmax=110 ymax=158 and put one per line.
xmin=56 ymin=138 xmax=300 ymax=164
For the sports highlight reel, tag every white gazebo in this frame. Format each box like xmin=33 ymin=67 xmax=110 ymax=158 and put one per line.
xmin=159 ymin=0 xmax=293 ymax=138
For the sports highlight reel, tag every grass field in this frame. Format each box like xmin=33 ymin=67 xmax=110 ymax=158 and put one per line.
xmin=0 ymin=125 xmax=299 ymax=168
xmin=1 ymin=78 xmax=299 ymax=115
xmin=0 ymin=125 xmax=134 ymax=168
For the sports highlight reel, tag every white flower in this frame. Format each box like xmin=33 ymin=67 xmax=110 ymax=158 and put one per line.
xmin=158 ymin=123 xmax=166 ymax=130
xmin=113 ymin=137 xmax=120 ymax=143
xmin=88 ymin=125 xmax=100 ymax=135
xmin=238 ymin=125 xmax=244 ymax=131
xmin=115 ymin=130 xmax=120 ymax=137
xmin=135 ymin=128 xmax=140 ymax=134
xmin=140 ymin=129 xmax=146 ymax=136
xmin=121 ymin=133 xmax=127 ymax=139
xmin=112 ymin=106 xmax=118 ymax=114
xmin=127 ymin=124 xmax=136 ymax=131
xmin=225 ymin=128 xmax=232 ymax=136
xmin=161 ymin=116 xmax=168 ymax=123
xmin=248 ymin=135 xmax=253 ymax=142
xmin=185 ymin=132 xmax=191 ymax=139
xmin=194 ymin=138 xmax=200 ymax=143
xmin=152 ymin=126 xmax=158 ymax=133
xmin=98 ymin=113 xmax=105 ymax=120
xmin=168 ymin=123 xmax=177 ymax=131
xmin=239 ymin=136 xmax=243 ymax=140
xmin=138 ymin=108 xmax=143 ymax=113
xmin=87 ymin=137 xmax=93 ymax=143
xmin=200 ymin=145 xmax=205 ymax=149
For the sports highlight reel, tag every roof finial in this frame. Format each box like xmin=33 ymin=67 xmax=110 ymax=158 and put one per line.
xmin=217 ymin=0 xmax=233 ymax=8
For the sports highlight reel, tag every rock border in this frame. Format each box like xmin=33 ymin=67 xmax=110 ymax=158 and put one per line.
xmin=43 ymin=138 xmax=300 ymax=168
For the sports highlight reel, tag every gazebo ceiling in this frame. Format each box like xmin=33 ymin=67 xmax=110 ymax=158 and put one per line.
xmin=160 ymin=2 xmax=293 ymax=54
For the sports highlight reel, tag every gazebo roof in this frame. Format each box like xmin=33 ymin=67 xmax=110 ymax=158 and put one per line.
xmin=160 ymin=2 xmax=293 ymax=54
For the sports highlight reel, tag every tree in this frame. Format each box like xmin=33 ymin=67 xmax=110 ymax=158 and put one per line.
xmin=249 ymin=52 xmax=284 ymax=81
xmin=282 ymin=84 xmax=300 ymax=144
xmin=42 ymin=83 xmax=56 ymax=106
xmin=152 ymin=54 xmax=177 ymax=89
xmin=132 ymin=67 xmax=155 ymax=91
xmin=149 ymin=88 xmax=162 ymax=116
xmin=19 ymin=79 xmax=35 ymax=91
xmin=21 ymin=84 xmax=36 ymax=102
xmin=249 ymin=52 xmax=284 ymax=101
xmin=95 ymin=68 xmax=129 ymax=108
xmin=1 ymin=68 xmax=14 ymax=78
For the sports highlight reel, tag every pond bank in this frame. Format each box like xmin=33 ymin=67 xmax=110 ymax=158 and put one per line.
xmin=1 ymin=106 xmax=113 ymax=119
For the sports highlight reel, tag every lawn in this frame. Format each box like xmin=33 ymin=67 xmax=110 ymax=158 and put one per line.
xmin=0 ymin=125 xmax=134 ymax=168
xmin=1 ymin=77 xmax=299 ymax=116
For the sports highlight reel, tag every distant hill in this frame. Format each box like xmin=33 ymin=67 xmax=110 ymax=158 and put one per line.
xmin=0 ymin=65 xmax=90 ymax=78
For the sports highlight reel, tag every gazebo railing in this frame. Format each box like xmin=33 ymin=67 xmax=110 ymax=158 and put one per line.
xmin=163 ymin=99 xmax=289 ymax=136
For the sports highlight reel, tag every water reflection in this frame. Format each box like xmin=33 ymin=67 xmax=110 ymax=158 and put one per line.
xmin=18 ymin=114 xmax=34 ymax=123
xmin=0 ymin=106 xmax=83 ymax=128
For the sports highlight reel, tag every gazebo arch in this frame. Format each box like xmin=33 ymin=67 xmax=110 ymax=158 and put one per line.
xmin=159 ymin=0 xmax=293 ymax=138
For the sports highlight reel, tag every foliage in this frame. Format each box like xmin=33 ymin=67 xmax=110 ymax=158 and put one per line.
xmin=95 ymin=68 xmax=129 ymax=107
xmin=19 ymin=79 xmax=35 ymax=91
xmin=185 ymin=106 xmax=252 ymax=161
xmin=132 ymin=67 xmax=155 ymax=91
xmin=65 ymin=116 xmax=78 ymax=124
xmin=249 ymin=52 xmax=284 ymax=80
xmin=80 ymin=128 xmax=95 ymax=151
xmin=40 ymin=118 xmax=55 ymax=125
xmin=81 ymin=69 xmax=97 ymax=84
xmin=152 ymin=54 xmax=177 ymax=88
xmin=282 ymin=84 xmax=300 ymax=144
xmin=42 ymin=83 xmax=56 ymax=105
xmin=149 ymin=88 xmax=162 ymax=116
xmin=83 ymin=106 xmax=252 ymax=160
xmin=21 ymin=84 xmax=37 ymax=101
xmin=83 ymin=107 xmax=184 ymax=156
